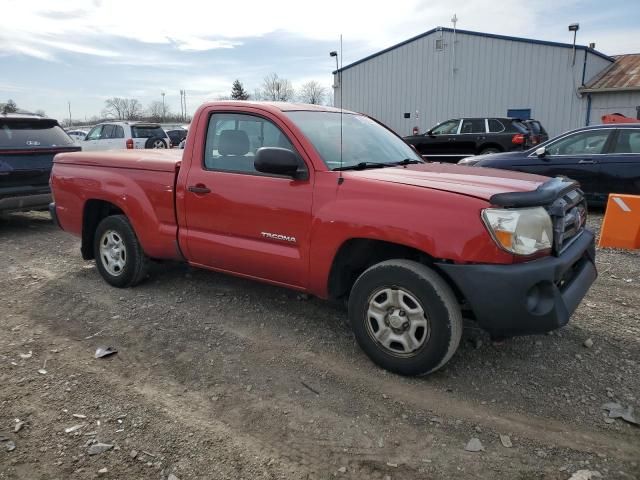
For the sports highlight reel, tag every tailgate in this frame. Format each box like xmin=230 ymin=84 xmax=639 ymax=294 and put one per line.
xmin=1 ymin=148 xmax=80 ymax=192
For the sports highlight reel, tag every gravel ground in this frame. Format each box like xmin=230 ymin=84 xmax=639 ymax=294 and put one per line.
xmin=0 ymin=211 xmax=638 ymax=480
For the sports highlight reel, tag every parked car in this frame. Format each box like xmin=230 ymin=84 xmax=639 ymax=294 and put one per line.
xmin=458 ymin=124 xmax=640 ymax=205
xmin=80 ymin=122 xmax=171 ymax=151
xmin=403 ymin=117 xmax=536 ymax=162
xmin=523 ymin=120 xmax=549 ymax=145
xmin=1 ymin=113 xmax=80 ymax=213
xmin=165 ymin=128 xmax=187 ymax=147
xmin=50 ymin=101 xmax=596 ymax=377
xmin=66 ymin=129 xmax=88 ymax=143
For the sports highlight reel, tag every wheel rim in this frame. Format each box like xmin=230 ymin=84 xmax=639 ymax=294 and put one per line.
xmin=99 ymin=230 xmax=127 ymax=276
xmin=365 ymin=287 xmax=430 ymax=358
xmin=152 ymin=140 xmax=165 ymax=149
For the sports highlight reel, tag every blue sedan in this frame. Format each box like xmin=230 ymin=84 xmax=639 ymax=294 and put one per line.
xmin=458 ymin=124 xmax=640 ymax=205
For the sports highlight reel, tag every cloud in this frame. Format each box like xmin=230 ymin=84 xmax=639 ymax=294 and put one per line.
xmin=173 ymin=38 xmax=241 ymax=52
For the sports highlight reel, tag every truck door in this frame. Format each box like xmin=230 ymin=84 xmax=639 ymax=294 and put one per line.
xmin=181 ymin=111 xmax=313 ymax=288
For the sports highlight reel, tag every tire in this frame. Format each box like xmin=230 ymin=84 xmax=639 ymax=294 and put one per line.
xmin=145 ymin=137 xmax=167 ymax=149
xmin=93 ymin=215 xmax=148 ymax=288
xmin=348 ymin=260 xmax=462 ymax=376
xmin=479 ymin=147 xmax=501 ymax=155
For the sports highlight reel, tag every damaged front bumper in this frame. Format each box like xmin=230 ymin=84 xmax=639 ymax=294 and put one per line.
xmin=437 ymin=229 xmax=597 ymax=337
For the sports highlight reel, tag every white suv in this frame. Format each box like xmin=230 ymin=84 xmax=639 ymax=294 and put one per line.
xmin=81 ymin=122 xmax=171 ymax=151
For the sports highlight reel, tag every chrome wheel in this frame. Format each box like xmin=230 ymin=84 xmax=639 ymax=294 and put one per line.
xmin=152 ymin=139 xmax=166 ymax=149
xmin=99 ymin=230 xmax=127 ymax=276
xmin=365 ymin=287 xmax=430 ymax=357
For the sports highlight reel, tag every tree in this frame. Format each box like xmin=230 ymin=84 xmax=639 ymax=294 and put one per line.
xmin=298 ymin=81 xmax=326 ymax=105
xmin=34 ymin=109 xmax=46 ymax=117
xmin=1 ymin=99 xmax=18 ymax=114
xmin=102 ymin=97 xmax=143 ymax=120
xmin=230 ymin=80 xmax=250 ymax=100
xmin=147 ymin=101 xmax=169 ymax=122
xmin=260 ymin=73 xmax=295 ymax=102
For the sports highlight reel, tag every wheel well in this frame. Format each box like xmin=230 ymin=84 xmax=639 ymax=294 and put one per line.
xmin=81 ymin=200 xmax=124 ymax=260
xmin=327 ymin=239 xmax=435 ymax=301
xmin=477 ymin=143 xmax=503 ymax=154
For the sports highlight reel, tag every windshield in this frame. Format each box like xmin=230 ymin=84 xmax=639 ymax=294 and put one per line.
xmin=285 ymin=111 xmax=421 ymax=170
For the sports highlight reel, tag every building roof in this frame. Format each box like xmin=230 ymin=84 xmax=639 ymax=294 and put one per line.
xmin=335 ymin=27 xmax=613 ymax=74
xmin=581 ymin=54 xmax=640 ymax=93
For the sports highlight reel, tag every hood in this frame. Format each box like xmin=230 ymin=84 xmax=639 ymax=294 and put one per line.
xmin=346 ymin=162 xmax=548 ymax=202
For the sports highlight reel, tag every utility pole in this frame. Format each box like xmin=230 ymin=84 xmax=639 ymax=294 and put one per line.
xmin=68 ymin=101 xmax=72 ymax=126
xmin=182 ymin=90 xmax=187 ymax=122
xmin=161 ymin=92 xmax=166 ymax=122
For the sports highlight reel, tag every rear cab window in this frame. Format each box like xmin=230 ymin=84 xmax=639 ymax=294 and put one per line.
xmin=0 ymin=118 xmax=74 ymax=148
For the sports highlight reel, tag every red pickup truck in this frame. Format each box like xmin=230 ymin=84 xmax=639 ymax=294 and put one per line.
xmin=50 ymin=101 xmax=597 ymax=376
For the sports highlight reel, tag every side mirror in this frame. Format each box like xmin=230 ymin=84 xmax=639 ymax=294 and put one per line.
xmin=254 ymin=147 xmax=306 ymax=179
xmin=535 ymin=146 xmax=546 ymax=157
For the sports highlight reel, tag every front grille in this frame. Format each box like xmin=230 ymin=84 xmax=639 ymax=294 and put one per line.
xmin=547 ymin=188 xmax=587 ymax=255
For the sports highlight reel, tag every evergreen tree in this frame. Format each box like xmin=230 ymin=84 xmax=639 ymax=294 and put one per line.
xmin=230 ymin=80 xmax=250 ymax=100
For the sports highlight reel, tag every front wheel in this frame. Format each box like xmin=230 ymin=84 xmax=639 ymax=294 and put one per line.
xmin=348 ymin=260 xmax=462 ymax=376
xmin=93 ymin=215 xmax=148 ymax=288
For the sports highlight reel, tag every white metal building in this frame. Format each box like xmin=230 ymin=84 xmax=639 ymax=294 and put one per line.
xmin=332 ymin=28 xmax=629 ymax=137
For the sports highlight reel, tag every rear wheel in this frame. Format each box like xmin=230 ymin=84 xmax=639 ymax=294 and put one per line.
xmin=145 ymin=137 xmax=167 ymax=149
xmin=93 ymin=215 xmax=148 ymax=288
xmin=479 ymin=147 xmax=501 ymax=155
xmin=348 ymin=260 xmax=462 ymax=376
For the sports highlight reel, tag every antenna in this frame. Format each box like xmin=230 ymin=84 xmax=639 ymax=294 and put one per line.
xmin=330 ymin=36 xmax=344 ymax=184
xmin=339 ymin=34 xmax=343 ymax=183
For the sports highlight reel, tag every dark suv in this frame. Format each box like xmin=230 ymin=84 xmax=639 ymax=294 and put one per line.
xmin=1 ymin=114 xmax=80 ymax=213
xmin=403 ymin=117 xmax=536 ymax=162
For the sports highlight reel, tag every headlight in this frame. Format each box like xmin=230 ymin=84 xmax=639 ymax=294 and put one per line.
xmin=482 ymin=207 xmax=552 ymax=255
xmin=458 ymin=157 xmax=479 ymax=166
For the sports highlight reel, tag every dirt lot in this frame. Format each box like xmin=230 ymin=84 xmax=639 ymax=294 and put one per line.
xmin=0 ymin=211 xmax=638 ymax=480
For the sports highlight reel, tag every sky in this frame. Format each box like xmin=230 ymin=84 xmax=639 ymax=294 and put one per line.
xmin=1 ymin=0 xmax=639 ymax=122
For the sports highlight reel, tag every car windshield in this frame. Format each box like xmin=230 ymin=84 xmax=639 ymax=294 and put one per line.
xmin=285 ymin=111 xmax=422 ymax=170
xmin=0 ymin=119 xmax=74 ymax=148
xmin=131 ymin=125 xmax=165 ymax=138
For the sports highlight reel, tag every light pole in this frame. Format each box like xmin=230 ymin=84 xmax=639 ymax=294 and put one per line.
xmin=161 ymin=92 xmax=166 ymax=122
xmin=569 ymin=23 xmax=580 ymax=66
xmin=330 ymin=51 xmax=339 ymax=108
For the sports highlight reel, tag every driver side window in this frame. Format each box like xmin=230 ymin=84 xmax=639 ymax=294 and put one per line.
xmin=546 ymin=130 xmax=610 ymax=156
xmin=204 ymin=113 xmax=297 ymax=174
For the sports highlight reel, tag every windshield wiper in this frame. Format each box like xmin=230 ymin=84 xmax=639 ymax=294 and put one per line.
xmin=389 ymin=158 xmax=424 ymax=166
xmin=332 ymin=159 xmax=424 ymax=171
xmin=332 ymin=162 xmax=390 ymax=171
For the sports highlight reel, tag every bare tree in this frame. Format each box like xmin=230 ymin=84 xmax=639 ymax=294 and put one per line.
xmin=147 ymin=101 xmax=169 ymax=122
xmin=102 ymin=97 xmax=143 ymax=120
xmin=34 ymin=109 xmax=46 ymax=117
xmin=261 ymin=73 xmax=295 ymax=102
xmin=298 ymin=81 xmax=326 ymax=105
xmin=125 ymin=99 xmax=143 ymax=120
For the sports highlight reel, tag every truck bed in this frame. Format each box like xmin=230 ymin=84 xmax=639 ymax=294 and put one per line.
xmin=52 ymin=149 xmax=183 ymax=260
xmin=53 ymin=149 xmax=182 ymax=171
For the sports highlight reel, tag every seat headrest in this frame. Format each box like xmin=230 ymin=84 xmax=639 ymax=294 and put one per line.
xmin=219 ymin=130 xmax=250 ymax=156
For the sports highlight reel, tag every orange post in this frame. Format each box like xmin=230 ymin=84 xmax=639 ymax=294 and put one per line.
xmin=598 ymin=194 xmax=640 ymax=249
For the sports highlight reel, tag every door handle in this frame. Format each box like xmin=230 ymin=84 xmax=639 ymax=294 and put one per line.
xmin=578 ymin=159 xmax=595 ymax=164
xmin=188 ymin=184 xmax=211 ymax=194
